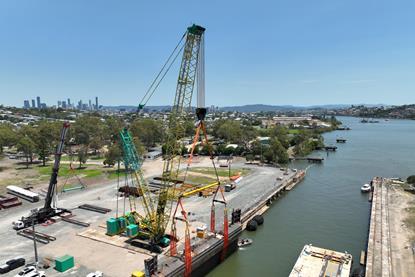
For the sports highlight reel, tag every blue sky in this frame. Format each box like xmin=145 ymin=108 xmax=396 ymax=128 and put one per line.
xmin=1 ymin=0 xmax=414 ymax=107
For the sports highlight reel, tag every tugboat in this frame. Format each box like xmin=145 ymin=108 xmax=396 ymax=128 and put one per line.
xmin=238 ymin=238 xmax=253 ymax=247
xmin=361 ymin=183 xmax=371 ymax=192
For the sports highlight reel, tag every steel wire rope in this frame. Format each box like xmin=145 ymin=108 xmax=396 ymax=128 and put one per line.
xmin=138 ymin=32 xmax=186 ymax=108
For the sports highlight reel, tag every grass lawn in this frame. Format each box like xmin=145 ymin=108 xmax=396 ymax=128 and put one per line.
xmin=37 ymin=164 xmax=103 ymax=179
xmin=183 ymin=175 xmax=217 ymax=185
xmin=106 ymin=168 xmax=128 ymax=179
xmin=288 ymin=129 xmax=300 ymax=134
xmin=189 ymin=167 xmax=250 ymax=177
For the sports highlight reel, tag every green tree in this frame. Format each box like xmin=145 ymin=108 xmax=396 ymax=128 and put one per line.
xmin=104 ymin=116 xmax=124 ymax=142
xmin=0 ymin=123 xmax=16 ymax=153
xmin=74 ymin=115 xmax=105 ymax=155
xmin=245 ymin=153 xmax=254 ymax=161
xmin=133 ymin=137 xmax=145 ymax=156
xmin=130 ymin=118 xmax=163 ymax=148
xmin=16 ymin=136 xmax=36 ymax=168
xmin=34 ymin=121 xmax=61 ymax=166
xmin=184 ymin=119 xmax=196 ymax=137
xmin=241 ymin=125 xmax=258 ymax=148
xmin=407 ymin=175 xmax=415 ymax=184
xmin=77 ymin=146 xmax=88 ymax=168
xmin=89 ymin=136 xmax=104 ymax=156
xmin=214 ymin=144 xmax=225 ymax=155
xmin=215 ymin=120 xmax=243 ymax=143
xmin=270 ymin=125 xmax=290 ymax=148
xmin=104 ymin=144 xmax=122 ymax=167
xmin=270 ymin=138 xmax=289 ymax=164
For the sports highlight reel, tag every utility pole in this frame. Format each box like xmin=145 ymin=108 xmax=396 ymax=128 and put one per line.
xmin=228 ymin=154 xmax=233 ymax=179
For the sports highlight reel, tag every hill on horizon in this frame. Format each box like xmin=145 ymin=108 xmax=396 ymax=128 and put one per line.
xmin=103 ymin=103 xmax=385 ymax=112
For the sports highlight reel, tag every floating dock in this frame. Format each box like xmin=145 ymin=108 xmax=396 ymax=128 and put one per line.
xmin=290 ymin=157 xmax=324 ymax=163
xmin=289 ymin=244 xmax=352 ymax=277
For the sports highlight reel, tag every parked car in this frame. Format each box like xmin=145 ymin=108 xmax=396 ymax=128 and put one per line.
xmin=6 ymin=257 xmax=25 ymax=272
xmin=86 ymin=271 xmax=103 ymax=277
xmin=0 ymin=264 xmax=10 ymax=274
xmin=14 ymin=266 xmax=45 ymax=277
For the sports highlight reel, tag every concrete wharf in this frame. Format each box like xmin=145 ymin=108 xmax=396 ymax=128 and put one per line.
xmin=365 ymin=177 xmax=392 ymax=277
xmin=240 ymin=170 xmax=305 ymax=228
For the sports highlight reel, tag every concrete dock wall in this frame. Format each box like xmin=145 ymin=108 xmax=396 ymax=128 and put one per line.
xmin=241 ymin=170 xmax=305 ymax=227
xmin=365 ymin=177 xmax=392 ymax=277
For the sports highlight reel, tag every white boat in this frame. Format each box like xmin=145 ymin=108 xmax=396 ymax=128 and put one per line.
xmin=238 ymin=238 xmax=253 ymax=247
xmin=361 ymin=184 xmax=371 ymax=192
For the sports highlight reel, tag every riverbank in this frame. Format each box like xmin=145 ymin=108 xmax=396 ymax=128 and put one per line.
xmin=208 ymin=116 xmax=415 ymax=277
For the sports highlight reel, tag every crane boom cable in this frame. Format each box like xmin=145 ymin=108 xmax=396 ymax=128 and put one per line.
xmin=139 ymin=33 xmax=186 ymax=108
xmin=141 ymin=42 xmax=186 ymax=107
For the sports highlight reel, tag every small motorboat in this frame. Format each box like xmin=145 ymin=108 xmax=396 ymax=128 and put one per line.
xmin=361 ymin=184 xmax=371 ymax=192
xmin=238 ymin=238 xmax=253 ymax=247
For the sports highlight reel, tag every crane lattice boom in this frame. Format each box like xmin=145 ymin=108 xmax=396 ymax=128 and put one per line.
xmin=155 ymin=24 xmax=206 ymax=242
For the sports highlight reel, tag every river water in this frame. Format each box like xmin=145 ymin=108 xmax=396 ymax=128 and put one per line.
xmin=208 ymin=116 xmax=415 ymax=277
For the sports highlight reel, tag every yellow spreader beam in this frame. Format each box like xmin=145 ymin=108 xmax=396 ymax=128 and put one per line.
xmin=182 ymin=182 xmax=219 ymax=197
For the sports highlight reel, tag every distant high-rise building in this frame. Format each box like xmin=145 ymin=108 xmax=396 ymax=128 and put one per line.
xmin=23 ymin=100 xmax=30 ymax=109
xmin=36 ymin=96 xmax=41 ymax=109
xmin=41 ymin=103 xmax=47 ymax=109
xmin=89 ymin=99 xmax=92 ymax=110
xmin=31 ymin=99 xmax=36 ymax=108
xmin=58 ymin=100 xmax=62 ymax=107
xmin=78 ymin=100 xmax=82 ymax=110
xmin=62 ymin=101 xmax=67 ymax=109
xmin=67 ymin=98 xmax=71 ymax=107
xmin=95 ymin=97 xmax=99 ymax=110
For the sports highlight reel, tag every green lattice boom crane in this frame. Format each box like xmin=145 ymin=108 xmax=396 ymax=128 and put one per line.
xmin=154 ymin=24 xmax=206 ymax=243
xmin=119 ymin=24 xmax=206 ymax=245
xmin=119 ymin=128 xmax=156 ymax=228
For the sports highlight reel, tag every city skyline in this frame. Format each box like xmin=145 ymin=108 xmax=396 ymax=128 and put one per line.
xmin=20 ymin=96 xmax=100 ymax=110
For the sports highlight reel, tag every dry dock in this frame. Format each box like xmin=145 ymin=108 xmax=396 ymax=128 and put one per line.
xmin=289 ymin=244 xmax=352 ymax=277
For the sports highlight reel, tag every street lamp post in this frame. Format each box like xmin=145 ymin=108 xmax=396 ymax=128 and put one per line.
xmin=30 ymin=209 xmax=39 ymax=269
